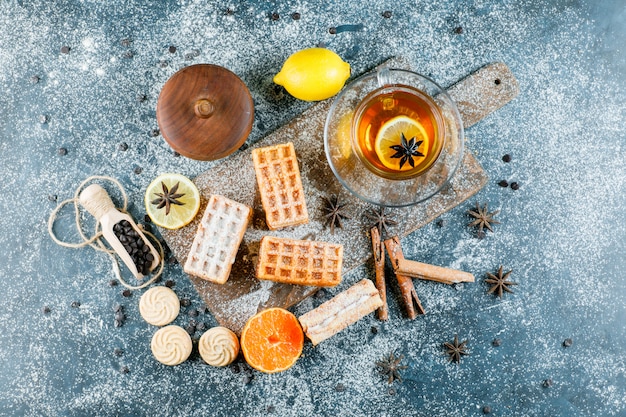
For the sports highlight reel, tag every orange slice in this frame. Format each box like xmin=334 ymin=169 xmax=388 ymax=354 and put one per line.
xmin=240 ymin=308 xmax=304 ymax=373
xmin=374 ymin=115 xmax=430 ymax=171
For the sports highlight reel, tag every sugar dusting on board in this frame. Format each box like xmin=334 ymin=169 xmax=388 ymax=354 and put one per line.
xmin=1 ymin=0 xmax=626 ymax=416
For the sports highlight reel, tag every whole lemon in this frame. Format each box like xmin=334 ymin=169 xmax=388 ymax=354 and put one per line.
xmin=273 ymin=48 xmax=351 ymax=101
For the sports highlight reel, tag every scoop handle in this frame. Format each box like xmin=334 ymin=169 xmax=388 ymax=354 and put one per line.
xmin=79 ymin=184 xmax=116 ymax=222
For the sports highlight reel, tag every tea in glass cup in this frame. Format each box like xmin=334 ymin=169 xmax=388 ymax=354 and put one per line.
xmin=352 ymin=85 xmax=446 ymax=180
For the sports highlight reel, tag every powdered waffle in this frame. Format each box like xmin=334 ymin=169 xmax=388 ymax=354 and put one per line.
xmin=184 ymin=195 xmax=251 ymax=284
xmin=251 ymin=142 xmax=309 ymax=230
xmin=256 ymin=236 xmax=343 ymax=287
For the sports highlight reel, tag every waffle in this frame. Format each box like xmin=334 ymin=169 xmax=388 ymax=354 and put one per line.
xmin=298 ymin=279 xmax=383 ymax=345
xmin=251 ymin=142 xmax=309 ymax=230
xmin=183 ymin=194 xmax=251 ymax=284
xmin=256 ymin=236 xmax=343 ymax=287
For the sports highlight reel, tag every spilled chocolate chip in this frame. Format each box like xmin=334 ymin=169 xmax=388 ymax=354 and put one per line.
xmin=159 ymin=60 xmax=168 ymax=68
xmin=113 ymin=304 xmax=123 ymax=313
xmin=502 ymin=154 xmax=511 ymax=163
xmin=180 ymin=298 xmax=191 ymax=307
xmin=114 ymin=348 xmax=124 ymax=356
xmin=492 ymin=338 xmax=502 ymax=347
xmin=120 ymin=38 xmax=131 ymax=47
xmin=173 ymin=151 xmax=181 ymax=157
xmin=122 ymin=289 xmax=132 ymax=297
xmin=118 ymin=142 xmax=128 ymax=151
xmin=42 ymin=306 xmax=51 ymax=314
xmin=168 ymin=45 xmax=177 ymax=53
xmin=109 ymin=279 xmax=119 ymax=287
xmin=510 ymin=182 xmax=519 ymax=190
xmin=150 ymin=128 xmax=160 ymax=137
xmin=165 ymin=280 xmax=175 ymax=288
xmin=371 ymin=326 xmax=378 ymax=334
xmin=48 ymin=194 xmax=58 ymax=202
xmin=133 ymin=166 xmax=142 ymax=175
xmin=188 ymin=309 xmax=199 ymax=318
xmin=436 ymin=219 xmax=445 ymax=228
xmin=223 ymin=8 xmax=234 ymax=15
xmin=120 ymin=365 xmax=130 ymax=374
xmin=60 ymin=45 xmax=70 ymax=54
xmin=494 ymin=79 xmax=501 ymax=85
xmin=563 ymin=338 xmax=573 ymax=348
xmin=498 ymin=180 xmax=508 ymax=187
xmin=196 ymin=322 xmax=206 ymax=331
xmin=382 ymin=10 xmax=392 ymax=18
xmin=329 ymin=27 xmax=337 ymax=34
xmin=335 ymin=383 xmax=346 ymax=392
xmin=483 ymin=406 xmax=492 ymax=414
xmin=291 ymin=12 xmax=300 ymax=20
xmin=58 ymin=147 xmax=67 ymax=156
xmin=270 ymin=12 xmax=280 ymax=20
xmin=542 ymin=378 xmax=553 ymax=388
xmin=136 ymin=94 xmax=147 ymax=103
xmin=30 ymin=75 xmax=40 ymax=84
xmin=454 ymin=26 xmax=464 ymax=34
xmin=114 ymin=319 xmax=123 ymax=328
xmin=71 ymin=301 xmax=81 ymax=308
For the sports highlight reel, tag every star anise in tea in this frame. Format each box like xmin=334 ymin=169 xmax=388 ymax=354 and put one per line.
xmin=444 ymin=335 xmax=468 ymax=364
xmin=485 ymin=266 xmax=517 ymax=298
xmin=376 ymin=352 xmax=408 ymax=384
xmin=389 ymin=132 xmax=424 ymax=169
xmin=321 ymin=194 xmax=350 ymax=234
xmin=150 ymin=181 xmax=185 ymax=215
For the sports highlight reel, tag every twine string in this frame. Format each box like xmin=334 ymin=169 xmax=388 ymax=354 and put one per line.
xmin=47 ymin=175 xmax=164 ymax=290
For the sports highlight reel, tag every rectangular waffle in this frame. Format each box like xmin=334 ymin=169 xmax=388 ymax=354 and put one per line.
xmin=183 ymin=195 xmax=251 ymax=284
xmin=298 ymin=279 xmax=383 ymax=345
xmin=251 ymin=142 xmax=309 ymax=230
xmin=256 ymin=236 xmax=343 ymax=287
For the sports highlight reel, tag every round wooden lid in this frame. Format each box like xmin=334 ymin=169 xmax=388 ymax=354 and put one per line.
xmin=156 ymin=64 xmax=254 ymax=161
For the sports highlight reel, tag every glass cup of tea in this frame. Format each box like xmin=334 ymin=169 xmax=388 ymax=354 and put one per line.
xmin=324 ymin=67 xmax=464 ymax=207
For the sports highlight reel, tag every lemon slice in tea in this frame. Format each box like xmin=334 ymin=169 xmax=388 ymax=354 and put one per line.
xmin=145 ymin=173 xmax=201 ymax=230
xmin=374 ymin=115 xmax=430 ymax=171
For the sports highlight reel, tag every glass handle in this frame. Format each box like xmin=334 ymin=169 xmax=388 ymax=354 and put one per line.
xmin=376 ymin=66 xmax=391 ymax=88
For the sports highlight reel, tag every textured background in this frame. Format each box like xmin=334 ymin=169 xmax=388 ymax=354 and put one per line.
xmin=1 ymin=0 xmax=625 ymax=416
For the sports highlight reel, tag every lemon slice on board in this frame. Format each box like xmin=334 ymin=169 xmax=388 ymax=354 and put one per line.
xmin=374 ymin=115 xmax=430 ymax=171
xmin=145 ymin=173 xmax=201 ymax=230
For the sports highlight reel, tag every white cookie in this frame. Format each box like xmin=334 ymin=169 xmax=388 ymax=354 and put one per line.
xmin=199 ymin=327 xmax=240 ymax=367
xmin=151 ymin=325 xmax=192 ymax=366
xmin=139 ymin=286 xmax=180 ymax=326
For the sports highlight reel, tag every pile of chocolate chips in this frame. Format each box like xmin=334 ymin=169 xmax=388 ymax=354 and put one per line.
xmin=113 ymin=220 xmax=154 ymax=275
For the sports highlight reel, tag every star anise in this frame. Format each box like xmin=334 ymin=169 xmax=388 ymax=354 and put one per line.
xmin=150 ymin=181 xmax=185 ymax=215
xmin=444 ymin=335 xmax=468 ymax=364
xmin=468 ymin=202 xmax=500 ymax=237
xmin=389 ymin=132 xmax=424 ymax=169
xmin=365 ymin=206 xmax=398 ymax=239
xmin=485 ymin=266 xmax=517 ymax=297
xmin=321 ymin=194 xmax=350 ymax=234
xmin=376 ymin=352 xmax=408 ymax=384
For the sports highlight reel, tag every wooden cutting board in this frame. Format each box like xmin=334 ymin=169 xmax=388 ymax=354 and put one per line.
xmin=162 ymin=59 xmax=519 ymax=334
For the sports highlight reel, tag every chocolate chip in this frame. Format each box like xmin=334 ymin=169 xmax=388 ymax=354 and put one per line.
xmin=42 ymin=306 xmax=51 ymax=314
xmin=388 ymin=388 xmax=396 ymax=396
xmin=498 ymin=180 xmax=508 ymax=187
xmin=436 ymin=219 xmax=445 ymax=228
xmin=173 ymin=151 xmax=180 ymax=157
xmin=109 ymin=279 xmax=119 ymax=287
xmin=188 ymin=309 xmax=199 ymax=318
xmin=482 ymin=405 xmax=492 ymax=414
xmin=123 ymin=50 xmax=134 ymax=59
xmin=133 ymin=166 xmax=142 ymax=175
xmin=136 ymin=94 xmax=147 ymax=103
xmin=48 ymin=194 xmax=58 ymax=202
xmin=114 ymin=348 xmax=124 ymax=356
xmin=230 ymin=364 xmax=240 ymax=374
xmin=30 ymin=75 xmax=40 ymax=84
xmin=494 ymin=79 xmax=501 ymax=85
xmin=382 ymin=10 xmax=392 ymax=18
xmin=114 ymin=319 xmax=123 ymax=328
xmin=159 ymin=60 xmax=168 ymax=68
xmin=168 ymin=45 xmax=177 ymax=53
xmin=120 ymin=365 xmax=130 ymax=374
xmin=335 ymin=383 xmax=346 ymax=392
xmin=185 ymin=324 xmax=196 ymax=335
xmin=492 ymin=338 xmax=502 ymax=347
xmin=502 ymin=154 xmax=511 ymax=163
xmin=165 ymin=280 xmax=175 ymax=288
xmin=314 ymin=288 xmax=325 ymax=299
xmin=150 ymin=128 xmax=160 ymax=137
xmin=267 ymin=405 xmax=275 ymax=413
xmin=184 ymin=53 xmax=194 ymax=61
xmin=270 ymin=12 xmax=280 ymax=20
xmin=60 ymin=46 xmax=70 ymax=54
xmin=196 ymin=322 xmax=206 ymax=331
xmin=329 ymin=27 xmax=337 ymax=34
xmin=542 ymin=378 xmax=553 ymax=388
xmin=454 ymin=26 xmax=463 ymax=34
xmin=115 ymin=312 xmax=125 ymax=321
xmin=180 ymin=298 xmax=191 ymax=307
xmin=188 ymin=319 xmax=198 ymax=327
xmin=120 ymin=38 xmax=131 ymax=47
xmin=203 ymin=306 xmax=210 ymax=314
xmin=224 ymin=8 xmax=234 ymax=15
xmin=122 ymin=289 xmax=132 ymax=298
xmin=58 ymin=147 xmax=67 ymax=156
xmin=563 ymin=338 xmax=573 ymax=347
xmin=291 ymin=12 xmax=300 ymax=20
xmin=113 ymin=304 xmax=123 ymax=313
xmin=118 ymin=142 xmax=128 ymax=151
xmin=371 ymin=326 xmax=378 ymax=334
xmin=71 ymin=301 xmax=80 ymax=308
xmin=510 ymin=182 xmax=519 ymax=190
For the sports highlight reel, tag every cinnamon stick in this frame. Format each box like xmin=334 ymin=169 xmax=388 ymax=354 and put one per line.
xmin=370 ymin=227 xmax=388 ymax=321
xmin=383 ymin=236 xmax=425 ymax=319
xmin=395 ymin=258 xmax=475 ymax=285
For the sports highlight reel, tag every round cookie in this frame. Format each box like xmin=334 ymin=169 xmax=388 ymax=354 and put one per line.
xmin=139 ymin=286 xmax=180 ymax=326
xmin=199 ymin=326 xmax=240 ymax=367
xmin=151 ymin=325 xmax=192 ymax=366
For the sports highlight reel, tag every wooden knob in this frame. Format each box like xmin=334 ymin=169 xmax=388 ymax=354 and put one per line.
xmin=156 ymin=64 xmax=255 ymax=161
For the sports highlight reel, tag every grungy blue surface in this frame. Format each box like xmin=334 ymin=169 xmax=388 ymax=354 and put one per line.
xmin=1 ymin=0 xmax=625 ymax=416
